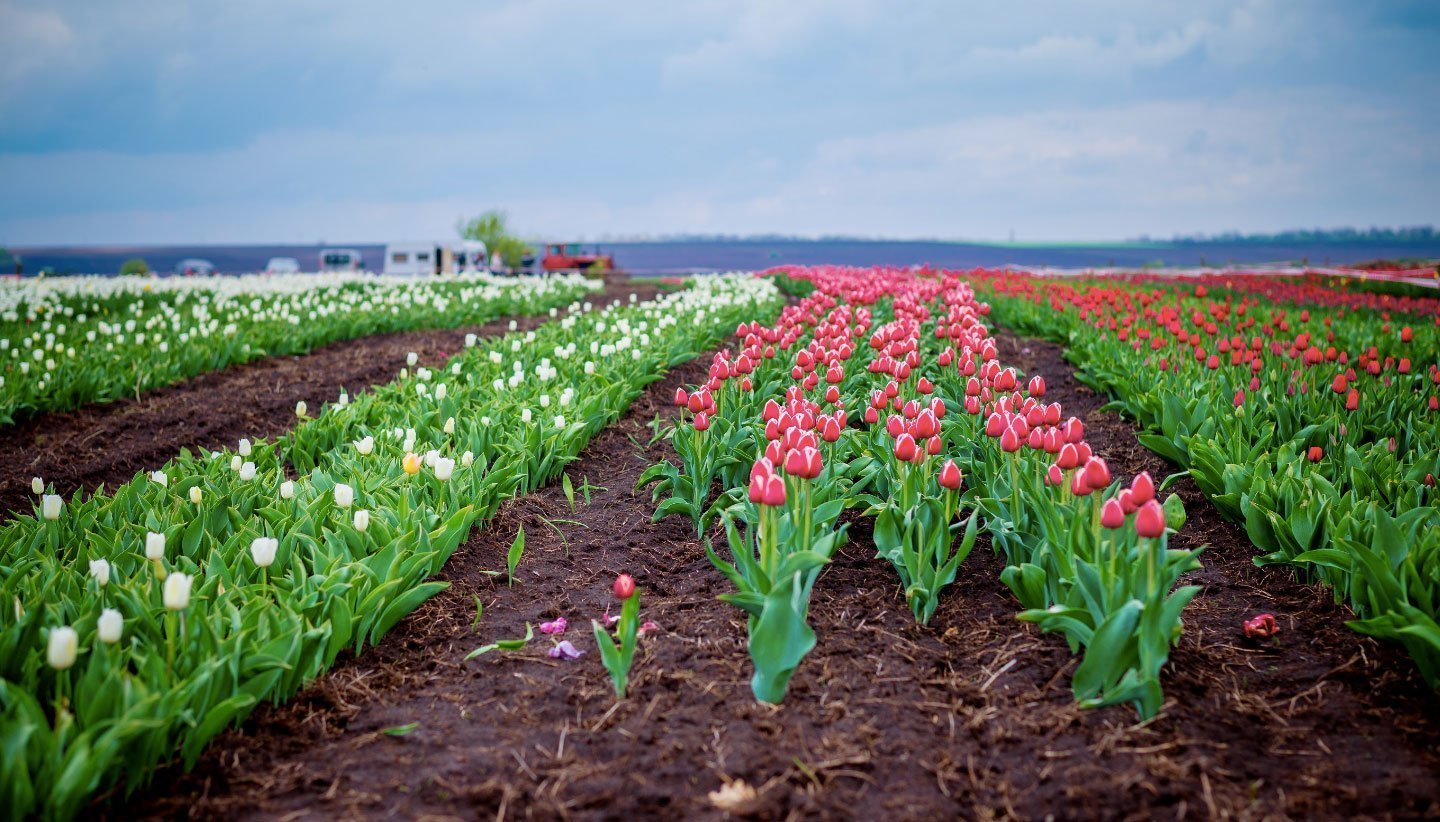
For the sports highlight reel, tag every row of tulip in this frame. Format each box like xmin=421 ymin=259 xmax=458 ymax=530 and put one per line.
xmin=973 ymin=270 xmax=1440 ymax=683
xmin=0 ymin=272 xmax=600 ymax=425
xmin=644 ymin=266 xmax=1193 ymax=716
xmin=1 ymin=274 xmax=782 ymax=820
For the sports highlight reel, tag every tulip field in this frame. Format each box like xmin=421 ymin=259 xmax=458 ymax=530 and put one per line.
xmin=3 ymin=266 xmax=1440 ymax=818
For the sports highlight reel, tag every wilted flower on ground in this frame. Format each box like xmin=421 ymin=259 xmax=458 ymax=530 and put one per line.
xmin=1243 ymin=613 xmax=1280 ymax=639
xmin=540 ymin=617 xmax=568 ymax=635
xmin=548 ymin=640 xmax=584 ymax=660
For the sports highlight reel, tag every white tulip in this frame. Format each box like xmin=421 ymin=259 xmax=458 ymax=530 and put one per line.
xmin=97 ymin=609 xmax=123 ymax=644
xmin=238 ymin=438 xmax=252 ymax=456
xmin=31 ymin=476 xmax=43 ymax=494
xmin=295 ymin=400 xmax=307 ymax=418
xmin=280 ymin=480 xmax=296 ymax=500
xmin=407 ymin=351 xmax=419 ymax=367
xmin=150 ymin=470 xmax=168 ymax=487
xmin=461 ymin=450 xmax=474 ymax=467
xmin=145 ymin=531 xmax=166 ymax=560
xmin=434 ymin=458 xmax=455 ymax=481
xmin=424 ymin=449 xmax=439 ymax=468
xmin=443 ymin=417 xmax=455 ymax=435
xmin=435 ymin=383 xmax=447 ymax=401
xmin=47 ymin=626 xmax=78 ymax=669
xmin=190 ymin=486 xmax=203 ymax=505
xmin=239 ymin=462 xmax=257 ymax=481
xmin=554 ymin=415 xmax=566 ymax=429
xmin=465 ymin=333 xmax=477 ymax=347
xmin=354 ymin=436 xmax=374 ymax=455
xmin=521 ymin=408 xmax=532 ymax=424
xmin=41 ymin=494 xmax=62 ymax=520
xmin=353 ymin=509 xmax=370 ymax=532
xmin=249 ymin=537 xmax=278 ymax=568
xmin=89 ymin=558 xmax=110 ymax=587
xmin=334 ymin=483 xmax=354 ymax=508
xmin=163 ymin=572 xmax=193 ymax=611
xmin=231 ymin=455 xmax=243 ymax=472
xmin=338 ymin=391 xmax=349 ymax=407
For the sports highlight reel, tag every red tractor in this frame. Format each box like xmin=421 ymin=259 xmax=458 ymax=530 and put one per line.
xmin=541 ymin=243 xmax=615 ymax=274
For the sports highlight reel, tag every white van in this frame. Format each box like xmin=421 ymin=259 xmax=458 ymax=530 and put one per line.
xmin=319 ymin=248 xmax=365 ymax=272
xmin=383 ymin=240 xmax=489 ymax=276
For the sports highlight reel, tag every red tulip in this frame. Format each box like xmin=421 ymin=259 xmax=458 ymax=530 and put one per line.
xmin=1100 ymin=498 xmax=1125 ymax=529
xmin=885 ymin=414 xmax=904 ymax=438
xmin=1063 ymin=417 xmax=1084 ymax=443
xmin=1056 ymin=443 xmax=1080 ymax=470
xmin=917 ymin=377 xmax=934 ymax=395
xmin=1046 ymin=464 xmax=1064 ymax=486
xmin=1070 ymin=470 xmax=1092 ymax=496
xmin=864 ymin=406 xmax=879 ymax=424
xmin=927 ymin=435 xmax=943 ymax=455
xmin=1345 ymin=389 xmax=1359 ymax=411
xmin=894 ymin=433 xmax=918 ymax=462
xmin=1082 ymin=457 xmax=1111 ymax=489
xmin=985 ymin=413 xmax=1005 ymax=437
xmin=759 ymin=474 xmax=787 ymax=506
xmin=1129 ymin=471 xmax=1155 ymax=504
xmin=999 ymin=426 xmax=1021 ymax=453
xmin=1134 ymin=500 xmax=1166 ymax=538
xmin=693 ymin=412 xmax=710 ymax=432
xmin=674 ymin=388 xmax=689 ymax=407
xmin=762 ymin=399 xmax=781 ymax=421
xmin=915 ymin=409 xmax=939 ymax=438
xmin=820 ymin=416 xmax=842 ymax=443
xmin=1331 ymin=373 xmax=1347 ymax=394
xmin=613 ymin=574 xmax=636 ymax=600
xmin=938 ymin=460 xmax=962 ymax=490
xmin=1307 ymin=446 xmax=1323 ymax=462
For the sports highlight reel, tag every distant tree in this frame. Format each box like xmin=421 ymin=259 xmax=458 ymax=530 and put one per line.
xmin=457 ymin=210 xmax=531 ymax=268
xmin=119 ymin=257 xmax=151 ymax=276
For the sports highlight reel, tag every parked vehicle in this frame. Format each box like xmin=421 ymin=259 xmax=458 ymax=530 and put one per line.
xmin=542 ymin=243 xmax=615 ymax=274
xmin=319 ymin=248 xmax=364 ymax=272
xmin=382 ymin=240 xmax=489 ymax=276
xmin=174 ymin=258 xmax=216 ymax=276
xmin=264 ymin=257 xmax=301 ymax=274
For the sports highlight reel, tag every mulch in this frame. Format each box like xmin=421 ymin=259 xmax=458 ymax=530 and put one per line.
xmin=104 ymin=330 xmax=1440 ymax=820
xmin=0 ymin=282 xmax=659 ymax=522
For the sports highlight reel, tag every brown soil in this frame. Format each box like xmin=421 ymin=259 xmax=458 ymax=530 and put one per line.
xmin=110 ymin=332 xmax=1440 ymax=821
xmin=0 ymin=282 xmax=659 ymax=522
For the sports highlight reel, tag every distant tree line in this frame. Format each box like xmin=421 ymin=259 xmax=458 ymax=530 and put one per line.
xmin=1160 ymin=226 xmax=1437 ymax=246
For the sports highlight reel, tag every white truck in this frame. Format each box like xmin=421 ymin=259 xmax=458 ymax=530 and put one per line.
xmin=382 ymin=240 xmax=489 ymax=276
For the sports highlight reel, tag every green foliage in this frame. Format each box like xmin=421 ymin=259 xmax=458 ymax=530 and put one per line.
xmin=456 ymin=210 xmax=531 ymax=268
xmin=118 ymin=258 xmax=150 ymax=276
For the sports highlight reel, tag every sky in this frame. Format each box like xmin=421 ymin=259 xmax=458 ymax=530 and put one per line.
xmin=1 ymin=0 xmax=1438 ymax=245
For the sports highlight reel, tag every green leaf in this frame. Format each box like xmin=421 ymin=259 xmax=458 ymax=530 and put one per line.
xmin=507 ymin=525 xmax=525 ymax=586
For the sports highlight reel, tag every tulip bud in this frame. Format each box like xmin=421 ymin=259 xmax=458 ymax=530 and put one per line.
xmin=1100 ymin=498 xmax=1125 ymax=529
xmin=41 ymin=494 xmax=62 ymax=520
xmin=407 ymin=351 xmax=419 ymax=367
xmin=1046 ymin=464 xmax=1064 ymax=486
xmin=894 ymin=433 xmax=919 ymax=462
xmin=47 ymin=626 xmax=78 ymax=670
xmin=1129 ymin=472 xmax=1155 ymax=505
xmin=1134 ymin=500 xmax=1166 ymax=538
xmin=145 ymin=531 xmax=166 ymax=561
xmin=280 ymin=480 xmax=296 ymax=500
xmin=97 ymin=608 xmax=124 ymax=644
xmin=461 ymin=450 xmax=475 ymax=467
xmin=613 ymin=573 xmax=637 ymax=600
xmin=1082 ymin=458 xmax=1111 ymax=489
xmin=1162 ymin=493 xmax=1186 ymax=530
xmin=231 ymin=455 xmax=243 ymax=472
xmin=435 ymin=383 xmax=447 ymax=401
xmin=238 ymin=438 xmax=252 ymax=456
xmin=354 ymin=509 xmax=370 ymax=532
xmin=163 ymin=572 xmax=193 ymax=611
xmin=89 ymin=558 xmax=110 ymax=587
xmin=31 ymin=476 xmax=43 ymax=495
xmin=1307 ymin=446 xmax=1323 ymax=463
xmin=295 ymin=400 xmax=307 ymax=418
xmin=938 ymin=460 xmax=962 ymax=490
xmin=189 ymin=486 xmax=203 ymax=505
xmin=334 ymin=483 xmax=354 ymax=508
xmin=250 ymin=536 xmax=278 ymax=568
xmin=999 ymin=427 xmax=1021 ymax=453
xmin=444 ymin=417 xmax=456 ymax=434
xmin=693 ymin=412 xmax=711 ymax=432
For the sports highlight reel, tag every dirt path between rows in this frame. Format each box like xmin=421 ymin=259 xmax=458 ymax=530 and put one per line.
xmin=0 ymin=282 xmax=659 ymax=522
xmin=112 ymin=333 xmax=1440 ymax=820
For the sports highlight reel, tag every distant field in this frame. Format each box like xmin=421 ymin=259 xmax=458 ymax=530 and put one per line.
xmin=10 ymin=238 xmax=1440 ymax=276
